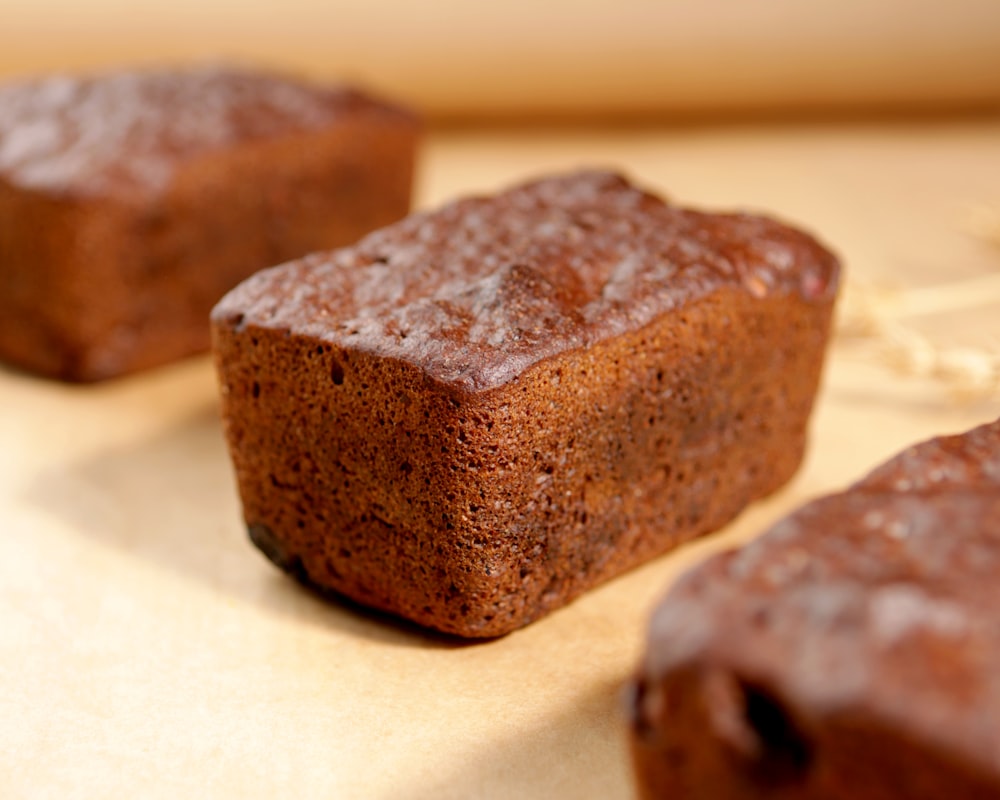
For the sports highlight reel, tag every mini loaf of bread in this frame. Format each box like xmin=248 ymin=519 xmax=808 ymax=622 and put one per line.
xmin=629 ymin=418 xmax=1000 ymax=799
xmin=212 ymin=171 xmax=840 ymax=637
xmin=0 ymin=66 xmax=418 ymax=381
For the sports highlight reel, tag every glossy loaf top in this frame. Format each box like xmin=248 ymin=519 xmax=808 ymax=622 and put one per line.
xmin=215 ymin=171 xmax=840 ymax=391
xmin=0 ymin=66 xmax=413 ymax=197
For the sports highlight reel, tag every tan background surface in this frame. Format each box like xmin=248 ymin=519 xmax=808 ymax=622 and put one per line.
xmin=1 ymin=0 xmax=999 ymax=118
xmin=2 ymin=118 xmax=1000 ymax=798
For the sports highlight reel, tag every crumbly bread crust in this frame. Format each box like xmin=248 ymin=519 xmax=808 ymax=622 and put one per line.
xmin=213 ymin=171 xmax=840 ymax=637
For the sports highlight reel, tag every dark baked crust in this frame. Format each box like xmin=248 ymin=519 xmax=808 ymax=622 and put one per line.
xmin=213 ymin=170 xmax=840 ymax=637
xmin=0 ymin=67 xmax=419 ymax=380
xmin=629 ymin=418 xmax=1000 ymax=799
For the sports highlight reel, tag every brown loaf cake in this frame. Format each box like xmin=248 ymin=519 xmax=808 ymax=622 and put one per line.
xmin=629 ymin=418 xmax=1000 ymax=799
xmin=212 ymin=170 xmax=840 ymax=638
xmin=0 ymin=66 xmax=419 ymax=381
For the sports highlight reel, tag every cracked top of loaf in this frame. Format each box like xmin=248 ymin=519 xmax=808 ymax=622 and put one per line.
xmin=0 ymin=66 xmax=414 ymax=197
xmin=644 ymin=418 xmax=1000 ymax=773
xmin=214 ymin=171 xmax=840 ymax=391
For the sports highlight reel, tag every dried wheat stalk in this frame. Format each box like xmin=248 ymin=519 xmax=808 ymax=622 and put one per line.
xmin=836 ymin=208 xmax=1000 ymax=399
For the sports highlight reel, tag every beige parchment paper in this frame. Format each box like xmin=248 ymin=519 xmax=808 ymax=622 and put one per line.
xmin=2 ymin=119 xmax=1000 ymax=798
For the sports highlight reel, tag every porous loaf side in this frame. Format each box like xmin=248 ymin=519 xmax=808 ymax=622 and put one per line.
xmin=215 ymin=280 xmax=833 ymax=636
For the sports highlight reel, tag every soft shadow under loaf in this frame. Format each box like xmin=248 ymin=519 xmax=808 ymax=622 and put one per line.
xmin=22 ymin=406 xmax=460 ymax=650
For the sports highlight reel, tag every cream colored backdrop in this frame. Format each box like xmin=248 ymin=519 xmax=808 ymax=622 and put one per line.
xmin=2 ymin=0 xmax=999 ymax=117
